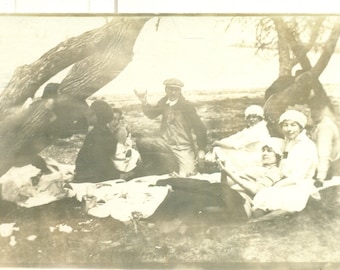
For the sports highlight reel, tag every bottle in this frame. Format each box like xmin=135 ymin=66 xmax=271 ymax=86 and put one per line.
xmin=81 ymin=184 xmax=97 ymax=214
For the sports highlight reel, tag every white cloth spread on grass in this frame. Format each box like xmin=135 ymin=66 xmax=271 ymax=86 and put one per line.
xmin=69 ymin=173 xmax=221 ymax=223
xmin=0 ymin=158 xmax=74 ymax=208
xmin=252 ymin=176 xmax=340 ymax=213
xmin=70 ymin=176 xmax=170 ymax=223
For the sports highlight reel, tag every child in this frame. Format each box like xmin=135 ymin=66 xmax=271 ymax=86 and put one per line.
xmin=109 ymin=108 xmax=141 ymax=180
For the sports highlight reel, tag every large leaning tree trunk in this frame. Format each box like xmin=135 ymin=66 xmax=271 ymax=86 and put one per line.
xmin=263 ymin=16 xmax=340 ymax=136
xmin=0 ymin=16 xmax=149 ymax=177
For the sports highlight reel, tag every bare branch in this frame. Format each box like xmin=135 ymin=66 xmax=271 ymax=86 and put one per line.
xmin=312 ymin=17 xmax=340 ymax=77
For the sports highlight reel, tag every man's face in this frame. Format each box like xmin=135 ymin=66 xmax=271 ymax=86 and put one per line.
xmin=165 ymin=86 xmax=181 ymax=101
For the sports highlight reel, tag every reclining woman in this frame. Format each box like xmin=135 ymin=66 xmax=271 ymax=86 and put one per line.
xmin=251 ymin=110 xmax=318 ymax=216
xmin=218 ymin=137 xmax=283 ymax=218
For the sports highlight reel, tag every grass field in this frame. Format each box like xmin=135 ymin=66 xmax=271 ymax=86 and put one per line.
xmin=1 ymin=89 xmax=340 ymax=268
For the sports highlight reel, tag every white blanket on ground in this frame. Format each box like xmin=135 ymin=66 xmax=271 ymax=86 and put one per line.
xmin=69 ymin=172 xmax=222 ymax=223
xmin=252 ymin=176 xmax=340 ymax=213
xmin=70 ymin=176 xmax=171 ymax=223
xmin=0 ymin=159 xmax=74 ymax=208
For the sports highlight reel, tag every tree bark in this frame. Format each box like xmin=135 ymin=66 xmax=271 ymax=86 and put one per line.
xmin=312 ymin=18 xmax=340 ymax=77
xmin=0 ymin=17 xmax=148 ymax=120
xmin=58 ymin=17 xmax=148 ymax=100
xmin=264 ymin=17 xmax=340 ymax=136
xmin=0 ymin=17 xmax=149 ymax=177
xmin=272 ymin=17 xmax=293 ymax=77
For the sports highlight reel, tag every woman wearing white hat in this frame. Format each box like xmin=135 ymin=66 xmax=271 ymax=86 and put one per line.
xmin=209 ymin=104 xmax=271 ymax=170
xmin=252 ymin=110 xmax=318 ymax=216
xmin=276 ymin=110 xmax=318 ymax=186
xmin=218 ymin=137 xmax=283 ymax=217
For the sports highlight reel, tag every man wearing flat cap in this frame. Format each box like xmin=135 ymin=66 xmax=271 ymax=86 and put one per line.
xmin=134 ymin=78 xmax=207 ymax=177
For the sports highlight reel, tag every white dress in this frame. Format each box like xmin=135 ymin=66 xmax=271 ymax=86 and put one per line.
xmin=252 ymin=130 xmax=319 ymax=212
xmin=212 ymin=120 xmax=270 ymax=170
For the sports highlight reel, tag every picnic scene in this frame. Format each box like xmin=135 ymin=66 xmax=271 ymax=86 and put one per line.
xmin=0 ymin=15 xmax=340 ymax=268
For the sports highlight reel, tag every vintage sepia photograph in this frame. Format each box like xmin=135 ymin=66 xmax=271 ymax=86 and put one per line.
xmin=0 ymin=14 xmax=340 ymax=268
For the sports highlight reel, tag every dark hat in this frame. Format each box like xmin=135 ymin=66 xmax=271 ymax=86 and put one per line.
xmin=163 ymin=78 xmax=184 ymax=88
xmin=90 ymin=100 xmax=113 ymax=124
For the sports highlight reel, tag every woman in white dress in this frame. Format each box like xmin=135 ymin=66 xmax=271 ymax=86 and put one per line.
xmin=209 ymin=105 xmax=271 ymax=170
xmin=252 ymin=110 xmax=318 ymax=216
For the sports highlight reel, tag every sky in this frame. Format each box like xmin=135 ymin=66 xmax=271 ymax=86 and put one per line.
xmin=1 ymin=0 xmax=340 ymax=14
xmin=0 ymin=15 xmax=340 ymax=98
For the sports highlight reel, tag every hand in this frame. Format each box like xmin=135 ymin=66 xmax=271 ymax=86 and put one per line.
xmin=217 ymin=159 xmax=225 ymax=171
xmin=134 ymin=89 xmax=148 ymax=105
xmin=314 ymin=179 xmax=324 ymax=188
xmin=198 ymin=150 xmax=205 ymax=160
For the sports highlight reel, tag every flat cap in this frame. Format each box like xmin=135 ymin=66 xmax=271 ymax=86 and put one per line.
xmin=163 ymin=78 xmax=184 ymax=88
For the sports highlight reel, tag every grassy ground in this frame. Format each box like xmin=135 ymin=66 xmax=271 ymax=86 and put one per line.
xmin=1 ymin=91 xmax=340 ymax=268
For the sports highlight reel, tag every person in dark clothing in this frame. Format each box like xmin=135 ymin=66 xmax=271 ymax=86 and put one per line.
xmin=73 ymin=100 xmax=120 ymax=183
xmin=42 ymin=83 xmax=90 ymax=138
xmin=134 ymin=78 xmax=207 ymax=177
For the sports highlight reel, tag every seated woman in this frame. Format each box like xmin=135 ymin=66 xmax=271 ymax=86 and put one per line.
xmin=109 ymin=108 xmax=142 ymax=180
xmin=252 ymin=110 xmax=318 ymax=216
xmin=73 ymin=100 xmax=120 ymax=183
xmin=208 ymin=105 xmax=271 ymax=170
xmin=218 ymin=137 xmax=283 ymax=217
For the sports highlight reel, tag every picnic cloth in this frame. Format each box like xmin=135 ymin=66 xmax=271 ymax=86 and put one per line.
xmin=69 ymin=172 xmax=222 ymax=223
xmin=70 ymin=176 xmax=170 ymax=223
xmin=0 ymin=158 xmax=74 ymax=208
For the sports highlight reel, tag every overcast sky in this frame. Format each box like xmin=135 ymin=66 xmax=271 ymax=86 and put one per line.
xmin=0 ymin=15 xmax=340 ymax=97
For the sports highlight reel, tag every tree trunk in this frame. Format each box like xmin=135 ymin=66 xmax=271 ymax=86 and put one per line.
xmin=264 ymin=17 xmax=340 ymax=136
xmin=272 ymin=17 xmax=293 ymax=77
xmin=312 ymin=18 xmax=340 ymax=77
xmin=58 ymin=17 xmax=148 ymax=100
xmin=0 ymin=17 xmax=149 ymax=177
xmin=0 ymin=17 xmax=148 ymax=120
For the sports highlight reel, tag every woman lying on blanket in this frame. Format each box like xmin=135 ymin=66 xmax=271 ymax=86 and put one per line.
xmin=251 ymin=110 xmax=318 ymax=217
xmin=218 ymin=137 xmax=283 ymax=218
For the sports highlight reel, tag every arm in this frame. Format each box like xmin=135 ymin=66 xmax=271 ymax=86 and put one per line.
xmin=212 ymin=139 xmax=239 ymax=149
xmin=142 ymin=101 xmax=164 ymax=119
xmin=213 ymin=122 xmax=268 ymax=149
xmin=315 ymin=127 xmax=334 ymax=181
xmin=186 ymin=104 xmax=207 ymax=151
xmin=134 ymin=89 xmax=163 ymax=119
xmin=218 ymin=160 xmax=264 ymax=195
xmin=278 ymin=140 xmax=318 ymax=184
xmin=115 ymin=126 xmax=128 ymax=145
xmin=230 ymin=121 xmax=269 ymax=149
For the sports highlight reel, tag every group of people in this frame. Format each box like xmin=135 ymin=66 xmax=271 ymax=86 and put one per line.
xmin=67 ymin=77 xmax=339 ymax=218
